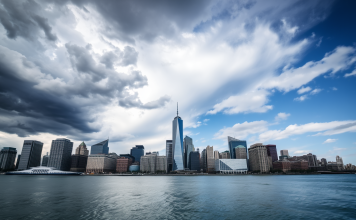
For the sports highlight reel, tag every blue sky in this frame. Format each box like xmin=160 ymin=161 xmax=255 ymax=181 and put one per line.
xmin=0 ymin=0 xmax=355 ymax=164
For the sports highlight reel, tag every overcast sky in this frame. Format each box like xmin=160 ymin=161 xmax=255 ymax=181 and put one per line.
xmin=0 ymin=0 xmax=355 ymax=164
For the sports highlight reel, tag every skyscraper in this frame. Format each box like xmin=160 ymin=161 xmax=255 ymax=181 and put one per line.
xmin=130 ymin=145 xmax=144 ymax=163
xmin=91 ymin=139 xmax=109 ymax=155
xmin=166 ymin=140 xmax=173 ymax=172
xmin=172 ymin=104 xmax=184 ymax=171
xmin=280 ymin=150 xmax=289 ymax=157
xmin=265 ymin=145 xmax=278 ymax=162
xmin=235 ymin=146 xmax=247 ymax=159
xmin=70 ymin=154 xmax=88 ymax=172
xmin=41 ymin=152 xmax=49 ymax=166
xmin=184 ymin=136 xmax=194 ymax=169
xmin=200 ymin=149 xmax=206 ymax=172
xmin=18 ymin=140 xmax=43 ymax=170
xmin=228 ymin=136 xmax=247 ymax=159
xmin=47 ymin=138 xmax=73 ymax=171
xmin=0 ymin=147 xmax=17 ymax=171
xmin=75 ymin=142 xmax=89 ymax=156
xmin=248 ymin=143 xmax=269 ymax=173
xmin=15 ymin=154 xmax=21 ymax=170
xmin=214 ymin=150 xmax=219 ymax=160
xmin=189 ymin=151 xmax=200 ymax=171
xmin=206 ymin=146 xmax=215 ymax=173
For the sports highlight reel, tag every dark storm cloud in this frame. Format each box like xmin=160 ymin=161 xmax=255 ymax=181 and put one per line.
xmin=0 ymin=44 xmax=168 ymax=137
xmin=119 ymin=93 xmax=170 ymax=109
xmin=100 ymin=46 xmax=138 ymax=69
xmin=0 ymin=0 xmax=57 ymax=41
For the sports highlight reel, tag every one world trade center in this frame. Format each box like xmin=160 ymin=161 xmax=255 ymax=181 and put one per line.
xmin=172 ymin=103 xmax=184 ymax=171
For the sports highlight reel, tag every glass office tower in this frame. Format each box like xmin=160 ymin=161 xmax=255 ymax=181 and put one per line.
xmin=172 ymin=105 xmax=184 ymax=171
xmin=18 ymin=140 xmax=43 ymax=170
xmin=47 ymin=138 xmax=73 ymax=171
xmin=228 ymin=136 xmax=247 ymax=159
xmin=184 ymin=136 xmax=194 ymax=169
xmin=130 ymin=145 xmax=144 ymax=163
xmin=166 ymin=140 xmax=173 ymax=172
xmin=90 ymin=139 xmax=109 ymax=155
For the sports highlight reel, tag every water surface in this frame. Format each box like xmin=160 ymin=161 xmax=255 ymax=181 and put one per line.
xmin=0 ymin=175 xmax=355 ymax=219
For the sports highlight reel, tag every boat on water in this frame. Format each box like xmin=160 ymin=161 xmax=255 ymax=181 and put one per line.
xmin=6 ymin=166 xmax=82 ymax=175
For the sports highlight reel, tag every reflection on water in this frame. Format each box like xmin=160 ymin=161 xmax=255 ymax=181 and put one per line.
xmin=0 ymin=175 xmax=355 ymax=219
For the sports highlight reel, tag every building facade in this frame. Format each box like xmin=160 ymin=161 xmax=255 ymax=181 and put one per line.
xmin=116 ymin=156 xmax=133 ymax=173
xmin=41 ymin=152 xmax=49 ymax=166
xmin=265 ymin=145 xmax=278 ymax=162
xmin=130 ymin=145 xmax=144 ymax=163
xmin=189 ymin=151 xmax=200 ymax=171
xmin=140 ymin=155 xmax=167 ymax=173
xmin=172 ymin=108 xmax=184 ymax=171
xmin=215 ymin=159 xmax=248 ymax=174
xmin=228 ymin=136 xmax=247 ymax=159
xmin=166 ymin=140 xmax=173 ymax=172
xmin=86 ymin=154 xmax=117 ymax=173
xmin=235 ymin=147 xmax=247 ymax=159
xmin=200 ymin=149 xmax=206 ymax=172
xmin=280 ymin=150 xmax=289 ymax=157
xmin=0 ymin=147 xmax=17 ymax=171
xmin=248 ymin=143 xmax=269 ymax=173
xmin=184 ymin=136 xmax=194 ymax=169
xmin=219 ymin=151 xmax=230 ymax=159
xmin=47 ymin=138 xmax=73 ymax=171
xmin=273 ymin=161 xmax=291 ymax=172
xmin=15 ymin=154 xmax=21 ymax=170
xmin=18 ymin=140 xmax=43 ymax=170
xmin=206 ymin=146 xmax=215 ymax=173
xmin=70 ymin=155 xmax=88 ymax=172
xmin=90 ymin=139 xmax=109 ymax=155
xmin=75 ymin=142 xmax=89 ymax=156
xmin=156 ymin=156 xmax=167 ymax=173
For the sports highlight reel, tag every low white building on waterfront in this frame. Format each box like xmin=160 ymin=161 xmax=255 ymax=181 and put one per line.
xmin=215 ymin=159 xmax=248 ymax=174
xmin=86 ymin=154 xmax=116 ymax=173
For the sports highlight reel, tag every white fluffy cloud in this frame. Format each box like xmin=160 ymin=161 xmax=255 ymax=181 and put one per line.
xmin=297 ymin=86 xmax=312 ymax=94
xmin=275 ymin=112 xmax=291 ymax=121
xmin=323 ymin=139 xmax=337 ymax=144
xmin=344 ymin=69 xmax=356 ymax=77
xmin=214 ymin=121 xmax=268 ymax=140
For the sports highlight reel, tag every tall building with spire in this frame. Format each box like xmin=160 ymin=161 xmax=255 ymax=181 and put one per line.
xmin=172 ymin=103 xmax=184 ymax=171
xmin=76 ymin=142 xmax=89 ymax=156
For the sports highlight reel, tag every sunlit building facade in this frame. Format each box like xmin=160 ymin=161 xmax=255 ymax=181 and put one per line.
xmin=172 ymin=108 xmax=184 ymax=171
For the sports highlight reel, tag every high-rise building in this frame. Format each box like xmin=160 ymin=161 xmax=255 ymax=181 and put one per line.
xmin=18 ymin=140 xmax=43 ymax=170
xmin=116 ymin=156 xmax=133 ymax=173
xmin=248 ymin=143 xmax=269 ymax=173
xmin=86 ymin=154 xmax=117 ymax=173
xmin=75 ymin=142 xmax=89 ymax=156
xmin=219 ymin=151 xmax=230 ymax=159
xmin=214 ymin=150 xmax=219 ymax=160
xmin=189 ymin=151 xmax=200 ymax=171
xmin=47 ymin=138 xmax=73 ymax=171
xmin=172 ymin=104 xmax=184 ymax=171
xmin=166 ymin=140 xmax=173 ymax=172
xmin=15 ymin=154 xmax=21 ymax=170
xmin=184 ymin=136 xmax=194 ymax=169
xmin=321 ymin=158 xmax=327 ymax=166
xmin=70 ymin=155 xmax=88 ymax=172
xmin=280 ymin=150 xmax=289 ymax=157
xmin=228 ymin=137 xmax=247 ymax=159
xmin=265 ymin=145 xmax=278 ymax=162
xmin=130 ymin=145 xmax=144 ymax=163
xmin=140 ymin=155 xmax=167 ymax=173
xmin=336 ymin=155 xmax=344 ymax=171
xmin=0 ymin=147 xmax=17 ymax=171
xmin=41 ymin=152 xmax=49 ymax=166
xmin=200 ymin=149 xmax=206 ymax=172
xmin=206 ymin=146 xmax=215 ymax=173
xmin=235 ymin=146 xmax=247 ymax=159
xmin=306 ymin=153 xmax=318 ymax=167
xmin=90 ymin=139 xmax=109 ymax=155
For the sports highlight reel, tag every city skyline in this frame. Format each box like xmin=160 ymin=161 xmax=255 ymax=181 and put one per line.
xmin=0 ymin=0 xmax=355 ymax=165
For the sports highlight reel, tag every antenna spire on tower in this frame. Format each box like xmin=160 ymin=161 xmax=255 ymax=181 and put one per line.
xmin=177 ymin=102 xmax=178 ymax=116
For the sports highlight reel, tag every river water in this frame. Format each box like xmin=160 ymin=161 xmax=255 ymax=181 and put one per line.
xmin=0 ymin=174 xmax=355 ymax=219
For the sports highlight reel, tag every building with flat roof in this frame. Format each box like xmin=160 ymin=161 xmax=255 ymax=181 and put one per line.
xmin=130 ymin=145 xmax=144 ymax=163
xmin=219 ymin=151 xmax=230 ymax=159
xmin=200 ymin=149 xmax=206 ymax=172
xmin=91 ymin=139 xmax=109 ymax=155
xmin=166 ymin=140 xmax=173 ymax=172
xmin=41 ymin=152 xmax=49 ymax=166
xmin=18 ymin=140 xmax=43 ymax=170
xmin=184 ymin=136 xmax=194 ymax=169
xmin=140 ymin=155 xmax=167 ymax=173
xmin=189 ymin=151 xmax=200 ymax=171
xmin=215 ymin=159 xmax=248 ymax=174
xmin=70 ymin=154 xmax=88 ymax=172
xmin=265 ymin=145 xmax=278 ymax=162
xmin=86 ymin=154 xmax=117 ymax=173
xmin=280 ymin=150 xmax=289 ymax=157
xmin=248 ymin=143 xmax=269 ymax=173
xmin=273 ymin=160 xmax=291 ymax=172
xmin=116 ymin=156 xmax=133 ymax=173
xmin=47 ymin=138 xmax=73 ymax=171
xmin=235 ymin=146 xmax=247 ymax=159
xmin=0 ymin=147 xmax=17 ymax=171
xmin=206 ymin=146 xmax=215 ymax=173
